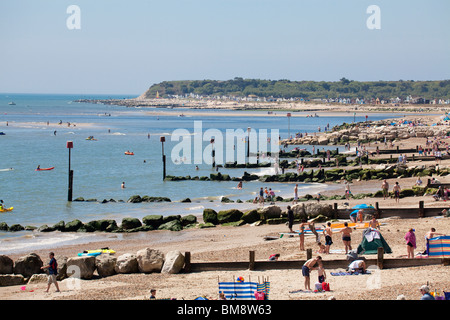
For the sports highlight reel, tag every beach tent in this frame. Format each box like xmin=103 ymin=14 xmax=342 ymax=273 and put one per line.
xmin=428 ymin=236 xmax=450 ymax=258
xmin=357 ymin=228 xmax=392 ymax=255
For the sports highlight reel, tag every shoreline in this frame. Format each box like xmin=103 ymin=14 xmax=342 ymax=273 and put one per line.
xmin=2 ymin=103 xmax=450 ymax=300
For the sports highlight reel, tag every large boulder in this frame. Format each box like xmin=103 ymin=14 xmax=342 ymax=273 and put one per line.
xmin=158 ymin=220 xmax=182 ymax=231
xmin=95 ymin=255 xmax=117 ymax=277
xmin=64 ymin=219 xmax=84 ymax=232
xmin=115 ymin=253 xmax=138 ymax=274
xmin=121 ymin=217 xmax=142 ymax=230
xmin=136 ymin=248 xmax=164 ymax=273
xmin=217 ymin=209 xmax=243 ymax=224
xmin=13 ymin=253 xmax=43 ymax=278
xmin=161 ymin=251 xmax=185 ymax=274
xmin=242 ymin=209 xmax=260 ymax=224
xmin=0 ymin=255 xmax=14 ymax=274
xmin=66 ymin=256 xmax=96 ymax=280
xmin=142 ymin=215 xmax=163 ymax=228
xmin=0 ymin=275 xmax=25 ymax=286
xmin=257 ymin=205 xmax=282 ymax=221
xmin=304 ymin=203 xmax=334 ymax=218
xmin=291 ymin=203 xmax=333 ymax=220
xmin=203 ymin=209 xmax=218 ymax=225
xmin=180 ymin=214 xmax=197 ymax=226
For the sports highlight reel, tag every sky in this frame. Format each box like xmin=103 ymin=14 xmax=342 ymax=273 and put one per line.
xmin=0 ymin=0 xmax=449 ymax=95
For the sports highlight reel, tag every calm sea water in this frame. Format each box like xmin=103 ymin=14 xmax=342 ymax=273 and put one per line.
xmin=0 ymin=93 xmax=395 ymax=253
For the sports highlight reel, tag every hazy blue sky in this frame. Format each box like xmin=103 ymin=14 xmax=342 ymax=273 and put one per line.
xmin=1 ymin=0 xmax=449 ymax=95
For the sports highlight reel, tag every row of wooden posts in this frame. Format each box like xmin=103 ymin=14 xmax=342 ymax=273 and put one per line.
xmin=183 ymin=200 xmax=450 ymax=273
xmin=183 ymin=249 xmax=449 ymax=273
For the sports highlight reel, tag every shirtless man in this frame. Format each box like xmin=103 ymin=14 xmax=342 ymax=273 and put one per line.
xmin=424 ymin=228 xmax=446 ymax=254
xmin=323 ymin=222 xmax=333 ymax=254
xmin=340 ymin=222 xmax=353 ymax=254
xmin=368 ymin=216 xmax=380 ymax=229
xmin=302 ymin=256 xmax=322 ymax=291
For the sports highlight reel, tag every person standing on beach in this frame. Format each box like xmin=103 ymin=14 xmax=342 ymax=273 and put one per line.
xmin=323 ymin=222 xmax=333 ymax=254
xmin=404 ymin=228 xmax=416 ymax=259
xmin=259 ymin=187 xmax=265 ymax=207
xmin=393 ymin=182 xmax=401 ymax=203
xmin=344 ymin=181 xmax=351 ymax=200
xmin=293 ymin=184 xmax=299 ymax=204
xmin=302 ymin=256 xmax=322 ymax=291
xmin=287 ymin=205 xmax=294 ymax=233
xmin=298 ymin=220 xmax=309 ymax=251
xmin=340 ymin=222 xmax=352 ymax=254
xmin=381 ymin=179 xmax=389 ymax=200
xmin=41 ymin=252 xmax=60 ymax=293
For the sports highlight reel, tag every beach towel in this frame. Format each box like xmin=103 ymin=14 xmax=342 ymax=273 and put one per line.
xmin=330 ymin=271 xmax=371 ymax=276
xmin=218 ymin=281 xmax=258 ymax=300
xmin=428 ymin=236 xmax=450 ymax=258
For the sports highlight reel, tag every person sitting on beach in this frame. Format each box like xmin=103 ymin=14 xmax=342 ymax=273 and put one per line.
xmin=317 ymin=242 xmax=326 ymax=254
xmin=424 ymin=228 xmax=446 ymax=255
xmin=420 ymin=285 xmax=435 ymax=300
xmin=368 ymin=216 xmax=380 ymax=229
xmin=269 ymin=253 xmax=280 ymax=261
xmin=347 ymin=259 xmax=366 ymax=274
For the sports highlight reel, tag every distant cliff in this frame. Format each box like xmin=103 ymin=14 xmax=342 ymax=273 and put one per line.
xmin=138 ymin=78 xmax=450 ymax=101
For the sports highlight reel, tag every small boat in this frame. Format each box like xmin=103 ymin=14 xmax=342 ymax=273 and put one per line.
xmin=0 ymin=207 xmax=13 ymax=213
xmin=0 ymin=132 xmax=5 ymax=135
xmin=36 ymin=167 xmax=55 ymax=171
xmin=124 ymin=151 xmax=134 ymax=155
xmin=8 ymin=102 xmax=16 ymax=105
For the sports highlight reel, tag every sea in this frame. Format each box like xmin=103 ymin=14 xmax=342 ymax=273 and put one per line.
xmin=0 ymin=93 xmax=397 ymax=254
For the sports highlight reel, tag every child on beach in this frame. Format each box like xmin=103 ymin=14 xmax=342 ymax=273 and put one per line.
xmin=41 ymin=252 xmax=60 ymax=293
xmin=317 ymin=242 xmax=326 ymax=254
xmin=323 ymin=222 xmax=333 ymax=254
xmin=317 ymin=262 xmax=326 ymax=284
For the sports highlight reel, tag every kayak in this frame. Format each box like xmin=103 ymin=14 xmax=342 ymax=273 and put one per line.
xmin=86 ymin=249 xmax=116 ymax=254
xmin=0 ymin=207 xmax=13 ymax=213
xmin=77 ymin=252 xmax=102 ymax=257
xmin=77 ymin=248 xmax=116 ymax=257
xmin=36 ymin=167 xmax=55 ymax=171
xmin=124 ymin=152 xmax=134 ymax=155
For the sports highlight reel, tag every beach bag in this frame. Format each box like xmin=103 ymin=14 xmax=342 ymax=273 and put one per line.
xmin=254 ymin=291 xmax=265 ymax=300
xmin=322 ymin=282 xmax=330 ymax=291
xmin=315 ymin=283 xmax=323 ymax=291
